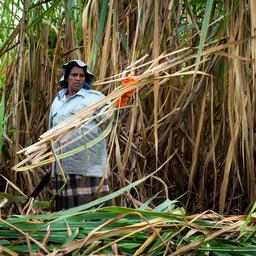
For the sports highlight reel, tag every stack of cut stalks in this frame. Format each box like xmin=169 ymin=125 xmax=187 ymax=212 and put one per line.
xmin=0 ymin=198 xmax=256 ymax=255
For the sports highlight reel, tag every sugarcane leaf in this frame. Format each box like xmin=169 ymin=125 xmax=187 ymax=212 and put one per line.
xmin=0 ymin=198 xmax=8 ymax=208
xmin=0 ymin=192 xmax=26 ymax=203
xmin=194 ymin=0 xmax=214 ymax=73
xmin=153 ymin=198 xmax=178 ymax=212
xmin=26 ymin=0 xmax=62 ymax=30
xmin=0 ymin=88 xmax=5 ymax=155
xmin=61 ymin=227 xmax=79 ymax=247
xmin=240 ymin=201 xmax=256 ymax=236
xmin=138 ymin=191 xmax=161 ymax=210
xmin=89 ymin=0 xmax=109 ymax=70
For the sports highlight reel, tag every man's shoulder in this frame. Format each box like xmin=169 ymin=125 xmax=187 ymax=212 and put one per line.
xmin=56 ymin=89 xmax=67 ymax=99
xmin=85 ymin=89 xmax=105 ymax=98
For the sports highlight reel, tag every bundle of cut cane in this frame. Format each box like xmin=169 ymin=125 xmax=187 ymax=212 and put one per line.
xmin=1 ymin=197 xmax=256 ymax=255
xmin=13 ymin=48 xmax=208 ymax=173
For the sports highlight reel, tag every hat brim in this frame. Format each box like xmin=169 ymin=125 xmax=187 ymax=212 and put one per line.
xmin=58 ymin=60 xmax=94 ymax=88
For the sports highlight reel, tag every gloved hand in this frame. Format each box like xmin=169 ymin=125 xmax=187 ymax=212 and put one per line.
xmin=116 ymin=76 xmax=137 ymax=107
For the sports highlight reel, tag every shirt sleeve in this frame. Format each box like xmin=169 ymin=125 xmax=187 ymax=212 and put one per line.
xmin=48 ymin=97 xmax=57 ymax=129
xmin=94 ymin=103 xmax=112 ymax=125
xmin=89 ymin=90 xmax=112 ymax=124
xmin=48 ymin=106 xmax=53 ymax=129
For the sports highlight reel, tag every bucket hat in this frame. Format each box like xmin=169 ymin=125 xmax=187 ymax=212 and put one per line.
xmin=58 ymin=60 xmax=94 ymax=88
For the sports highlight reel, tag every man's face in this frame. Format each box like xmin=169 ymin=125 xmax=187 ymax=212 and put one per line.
xmin=67 ymin=66 xmax=86 ymax=95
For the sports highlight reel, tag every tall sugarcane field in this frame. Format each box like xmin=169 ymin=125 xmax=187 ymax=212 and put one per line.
xmin=0 ymin=0 xmax=256 ymax=255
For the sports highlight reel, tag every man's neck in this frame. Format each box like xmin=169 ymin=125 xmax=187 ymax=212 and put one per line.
xmin=66 ymin=89 xmax=78 ymax=98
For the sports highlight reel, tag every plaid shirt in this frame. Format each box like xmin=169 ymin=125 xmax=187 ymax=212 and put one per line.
xmin=49 ymin=88 xmax=108 ymax=177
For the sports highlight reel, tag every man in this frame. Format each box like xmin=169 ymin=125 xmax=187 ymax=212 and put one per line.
xmin=49 ymin=60 xmax=111 ymax=210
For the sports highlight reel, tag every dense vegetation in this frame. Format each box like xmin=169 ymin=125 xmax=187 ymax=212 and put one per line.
xmin=0 ymin=0 xmax=256 ymax=222
xmin=1 ymin=0 xmax=256 ymax=254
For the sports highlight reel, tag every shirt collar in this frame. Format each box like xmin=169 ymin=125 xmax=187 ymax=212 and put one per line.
xmin=57 ymin=88 xmax=87 ymax=100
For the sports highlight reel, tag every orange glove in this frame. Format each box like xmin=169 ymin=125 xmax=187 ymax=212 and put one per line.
xmin=116 ymin=76 xmax=137 ymax=107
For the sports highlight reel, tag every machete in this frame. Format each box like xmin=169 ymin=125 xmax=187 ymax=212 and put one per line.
xmin=23 ymin=168 xmax=52 ymax=206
